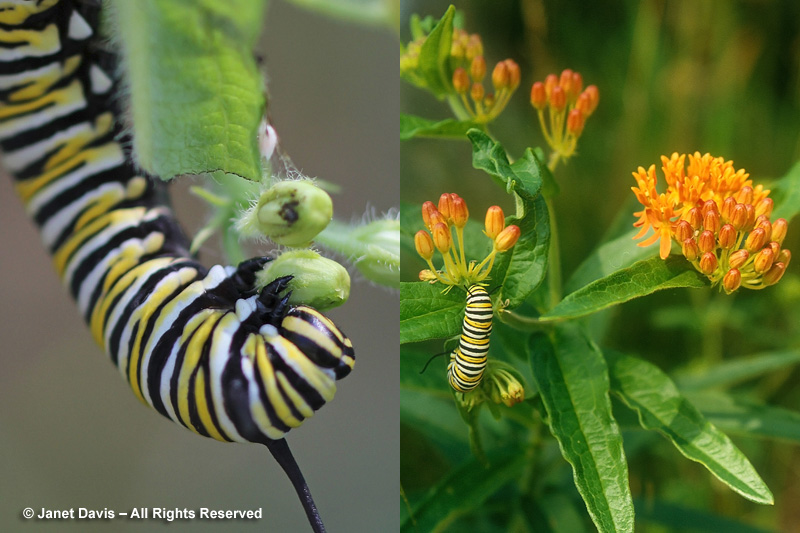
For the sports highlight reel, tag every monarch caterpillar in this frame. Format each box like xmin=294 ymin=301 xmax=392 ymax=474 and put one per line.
xmin=447 ymin=285 xmax=493 ymax=392
xmin=0 ymin=1 xmax=359 ymax=530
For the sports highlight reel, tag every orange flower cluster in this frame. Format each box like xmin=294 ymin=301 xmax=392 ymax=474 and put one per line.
xmin=530 ymin=69 xmax=599 ymax=162
xmin=415 ymin=193 xmax=520 ymax=287
xmin=450 ymin=28 xmax=520 ymax=124
xmin=632 ymin=153 xmax=790 ymax=292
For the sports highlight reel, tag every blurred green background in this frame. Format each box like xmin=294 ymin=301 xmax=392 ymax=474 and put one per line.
xmin=401 ymin=0 xmax=800 ymax=531
xmin=0 ymin=1 xmax=397 ymax=532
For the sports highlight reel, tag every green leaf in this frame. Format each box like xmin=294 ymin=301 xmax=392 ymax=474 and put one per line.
xmin=675 ymin=350 xmax=800 ymax=391
xmin=401 ymin=5 xmax=456 ymax=98
xmin=401 ymin=451 xmax=527 ymax=533
xmin=565 ymin=229 xmax=658 ymax=294
xmin=493 ymin=194 xmax=550 ymax=308
xmin=606 ymin=350 xmax=773 ymax=505
xmin=109 ymin=0 xmax=266 ymax=181
xmin=400 ymin=282 xmax=464 ymax=344
xmin=687 ymin=390 xmax=800 ymax=443
xmin=529 ymin=325 xmax=634 ymax=533
xmin=468 ymin=130 xmax=542 ymax=200
xmin=468 ymin=130 xmax=549 ymax=306
xmin=400 ymin=114 xmax=481 ymax=140
xmin=281 ymin=0 xmax=395 ymax=29
xmin=542 ymin=256 xmax=709 ymax=321
xmin=769 ymin=160 xmax=800 ymax=222
xmin=520 ymin=493 xmax=590 ymax=533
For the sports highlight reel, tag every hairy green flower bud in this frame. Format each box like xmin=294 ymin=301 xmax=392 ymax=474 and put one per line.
xmin=255 ymin=180 xmax=332 ymax=247
xmin=256 ymin=250 xmax=350 ymax=311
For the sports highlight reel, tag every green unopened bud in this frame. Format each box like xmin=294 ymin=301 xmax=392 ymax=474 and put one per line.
xmin=352 ymin=218 xmax=400 ymax=288
xmin=255 ymin=180 xmax=332 ymax=247
xmin=256 ymin=250 xmax=350 ymax=311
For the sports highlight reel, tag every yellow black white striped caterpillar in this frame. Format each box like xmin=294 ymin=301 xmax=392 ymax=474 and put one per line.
xmin=0 ymin=1 xmax=353 ymax=530
xmin=447 ymin=285 xmax=492 ymax=392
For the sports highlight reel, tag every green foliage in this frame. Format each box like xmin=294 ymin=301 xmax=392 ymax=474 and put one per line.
xmin=401 ymin=2 xmax=800 ymax=532
xmin=108 ymin=0 xmax=267 ymax=182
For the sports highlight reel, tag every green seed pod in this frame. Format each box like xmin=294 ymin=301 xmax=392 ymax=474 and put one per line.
xmin=256 ymin=250 xmax=350 ymax=311
xmin=256 ymin=180 xmax=333 ymax=247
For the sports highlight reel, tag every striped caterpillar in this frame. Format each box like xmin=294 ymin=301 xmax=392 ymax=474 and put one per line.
xmin=447 ymin=284 xmax=492 ymax=392
xmin=0 ymin=1 xmax=354 ymax=530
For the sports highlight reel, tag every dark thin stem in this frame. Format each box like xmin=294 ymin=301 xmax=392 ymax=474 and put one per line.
xmin=265 ymin=438 xmax=326 ymax=533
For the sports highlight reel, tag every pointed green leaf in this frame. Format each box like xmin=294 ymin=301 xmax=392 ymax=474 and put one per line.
xmin=468 ymin=130 xmax=542 ymax=200
xmin=687 ymin=390 xmax=800 ymax=443
xmin=401 ymin=5 xmax=456 ymax=98
xmin=769 ymin=160 xmax=800 ymax=221
xmin=675 ymin=350 xmax=800 ymax=391
xmin=529 ymin=325 xmax=634 ymax=533
xmin=606 ymin=350 xmax=773 ymax=505
xmin=400 ymin=114 xmax=481 ymax=140
xmin=400 ymin=282 xmax=463 ymax=344
xmin=542 ymin=256 xmax=709 ymax=321
xmin=565 ymin=229 xmax=658 ymax=294
xmin=401 ymin=451 xmax=527 ymax=533
xmin=109 ymin=0 xmax=267 ymax=181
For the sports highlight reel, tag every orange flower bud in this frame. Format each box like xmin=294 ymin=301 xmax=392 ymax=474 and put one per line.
xmin=698 ymin=230 xmax=715 ymax=253
xmin=505 ymin=59 xmax=520 ymax=90
xmin=566 ymin=108 xmax=585 ymax=137
xmin=703 ymin=210 xmax=720 ymax=234
xmin=582 ymin=85 xmax=599 ymax=115
xmin=452 ymin=195 xmax=469 ymax=228
xmin=745 ymin=227 xmax=766 ymax=252
xmin=763 ymin=262 xmax=786 ymax=285
xmin=772 ymin=218 xmax=788 ymax=244
xmin=701 ymin=199 xmax=719 ymax=217
xmin=723 ymin=268 xmax=742 ymax=292
xmin=544 ymin=73 xmax=558 ymax=98
xmin=495 ymin=224 xmax=521 ymax=252
xmin=571 ymin=71 xmax=583 ymax=99
xmin=755 ymin=197 xmax=773 ymax=218
xmin=575 ymin=92 xmax=593 ymax=116
xmin=531 ymin=81 xmax=547 ymax=111
xmin=452 ymin=67 xmax=470 ymax=94
xmin=682 ymin=238 xmax=699 ymax=261
xmin=485 ymin=205 xmax=505 ymax=239
xmin=753 ymin=247 xmax=774 ymax=274
xmin=730 ymin=203 xmax=747 ymax=230
xmin=699 ymin=252 xmax=718 ymax=275
xmin=470 ymin=82 xmax=485 ymax=103
xmin=470 ymin=56 xmax=487 ymax=82
xmin=559 ymin=68 xmax=574 ymax=97
xmin=735 ymin=186 xmax=753 ymax=205
xmin=438 ymin=193 xmax=453 ymax=221
xmin=466 ymin=34 xmax=483 ymax=60
xmin=778 ymin=249 xmax=791 ymax=267
xmin=743 ymin=203 xmax=756 ymax=231
xmin=721 ymin=196 xmax=736 ymax=221
xmin=718 ymin=224 xmax=737 ymax=249
xmin=768 ymin=241 xmax=780 ymax=256
xmin=756 ymin=217 xmax=772 ymax=242
xmin=729 ymin=249 xmax=749 ymax=269
xmin=685 ymin=207 xmax=703 ymax=230
xmin=492 ymin=61 xmax=509 ymax=90
xmin=432 ymin=222 xmax=452 ymax=254
xmin=415 ymin=230 xmax=435 ymax=260
xmin=550 ymin=85 xmax=566 ymax=111
xmin=422 ymin=201 xmax=438 ymax=230
xmin=483 ymin=93 xmax=495 ymax=109
xmin=674 ymin=220 xmax=693 ymax=242
xmin=531 ymin=82 xmax=546 ymax=110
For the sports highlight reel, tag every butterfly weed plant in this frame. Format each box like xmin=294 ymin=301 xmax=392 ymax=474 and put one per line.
xmin=400 ymin=5 xmax=800 ymax=532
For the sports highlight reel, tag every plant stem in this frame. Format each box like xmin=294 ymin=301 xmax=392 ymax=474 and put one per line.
xmin=545 ymin=154 xmax=562 ymax=309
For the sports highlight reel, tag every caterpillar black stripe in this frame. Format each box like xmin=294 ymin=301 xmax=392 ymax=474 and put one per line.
xmin=447 ymin=285 xmax=492 ymax=392
xmin=0 ymin=1 xmax=353 ymax=531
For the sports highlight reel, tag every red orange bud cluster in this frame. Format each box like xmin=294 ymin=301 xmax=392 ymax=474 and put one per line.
xmin=632 ymin=152 xmax=791 ymax=293
xmin=530 ymin=69 xmax=599 ymax=162
xmin=416 ymin=194 xmax=520 ymax=287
